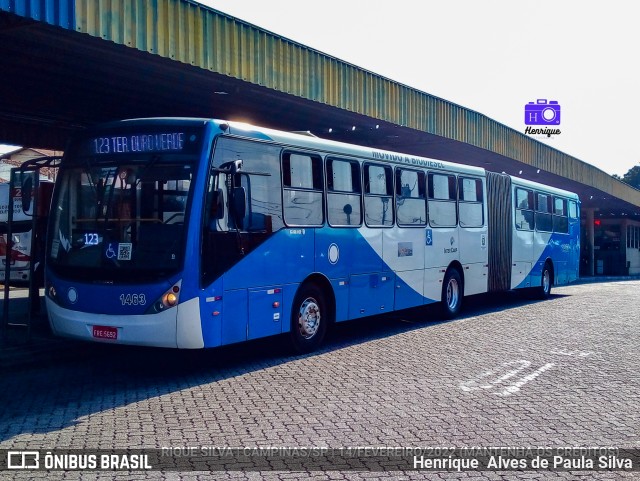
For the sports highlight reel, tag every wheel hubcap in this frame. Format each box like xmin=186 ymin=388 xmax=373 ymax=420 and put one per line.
xmin=446 ymin=278 xmax=459 ymax=310
xmin=298 ymin=297 xmax=321 ymax=339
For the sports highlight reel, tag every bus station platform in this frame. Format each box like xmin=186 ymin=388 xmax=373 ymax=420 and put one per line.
xmin=0 ymin=287 xmax=95 ymax=371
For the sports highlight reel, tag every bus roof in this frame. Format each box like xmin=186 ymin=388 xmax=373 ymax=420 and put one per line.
xmin=511 ymin=176 xmax=580 ymax=200
xmin=83 ymin=118 xmax=579 ymax=200
xmin=219 ymin=120 xmax=487 ymax=177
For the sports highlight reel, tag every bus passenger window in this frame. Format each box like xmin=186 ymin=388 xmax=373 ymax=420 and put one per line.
xmin=515 ymin=188 xmax=534 ymax=230
xmin=396 ymin=169 xmax=426 ymax=226
xmin=364 ymin=163 xmax=393 ymax=226
xmin=553 ymin=197 xmax=568 ymax=233
xmin=458 ymin=177 xmax=484 ymax=227
xmin=535 ymin=192 xmax=553 ymax=232
xmin=427 ymin=173 xmax=457 ymax=227
xmin=282 ymin=152 xmax=324 ymax=226
xmin=568 ymin=200 xmax=578 ymax=219
xmin=326 ymin=158 xmax=361 ymax=226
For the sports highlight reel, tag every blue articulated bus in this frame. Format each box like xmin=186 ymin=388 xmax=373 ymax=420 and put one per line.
xmin=45 ymin=118 xmax=580 ymax=352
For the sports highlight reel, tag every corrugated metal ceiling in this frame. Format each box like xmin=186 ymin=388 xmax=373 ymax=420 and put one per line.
xmin=0 ymin=0 xmax=639 ymax=213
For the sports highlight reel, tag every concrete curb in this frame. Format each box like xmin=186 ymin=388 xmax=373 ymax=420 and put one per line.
xmin=0 ymin=291 xmax=92 ymax=371
xmin=570 ymin=275 xmax=640 ymax=285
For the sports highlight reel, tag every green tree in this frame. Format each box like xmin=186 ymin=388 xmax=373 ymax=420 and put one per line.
xmin=616 ymin=165 xmax=640 ymax=189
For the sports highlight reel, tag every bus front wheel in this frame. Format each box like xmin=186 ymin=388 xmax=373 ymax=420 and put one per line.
xmin=441 ymin=268 xmax=463 ymax=319
xmin=290 ymin=283 xmax=328 ymax=353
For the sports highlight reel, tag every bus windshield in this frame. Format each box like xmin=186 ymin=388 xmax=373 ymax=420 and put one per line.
xmin=48 ymin=158 xmax=195 ymax=283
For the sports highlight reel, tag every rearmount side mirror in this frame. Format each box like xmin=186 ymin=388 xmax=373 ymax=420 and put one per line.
xmin=231 ymin=186 xmax=246 ymax=227
xmin=211 ymin=188 xmax=225 ymax=220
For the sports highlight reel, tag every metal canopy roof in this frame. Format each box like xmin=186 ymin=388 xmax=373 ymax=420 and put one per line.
xmin=1 ymin=0 xmax=639 ymax=218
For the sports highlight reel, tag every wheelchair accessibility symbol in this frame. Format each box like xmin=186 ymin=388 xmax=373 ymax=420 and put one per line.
xmin=426 ymin=229 xmax=433 ymax=246
xmin=105 ymin=243 xmax=116 ymax=259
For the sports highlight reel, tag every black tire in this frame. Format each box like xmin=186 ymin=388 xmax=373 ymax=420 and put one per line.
xmin=537 ymin=262 xmax=553 ymax=299
xmin=290 ymin=283 xmax=329 ymax=353
xmin=441 ymin=268 xmax=463 ymax=319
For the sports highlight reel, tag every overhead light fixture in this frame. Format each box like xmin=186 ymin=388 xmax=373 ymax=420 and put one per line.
xmin=213 ymin=91 xmax=229 ymax=95
xmin=536 ymin=169 xmax=540 ymax=173
xmin=375 ymin=125 xmax=379 ymax=129
xmin=351 ymin=126 xmax=356 ymax=131
xmin=328 ymin=128 xmax=332 ymax=133
xmin=519 ymin=170 xmax=523 ymax=175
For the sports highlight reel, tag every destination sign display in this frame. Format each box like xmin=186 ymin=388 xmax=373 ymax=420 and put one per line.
xmin=69 ymin=125 xmax=205 ymax=161
xmin=92 ymin=132 xmax=186 ymax=155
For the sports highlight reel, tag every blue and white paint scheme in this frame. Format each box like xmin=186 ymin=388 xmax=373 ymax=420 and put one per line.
xmin=45 ymin=118 xmax=580 ymax=350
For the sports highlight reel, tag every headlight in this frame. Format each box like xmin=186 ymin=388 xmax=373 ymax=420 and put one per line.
xmin=145 ymin=281 xmax=181 ymax=314
xmin=47 ymin=283 xmax=59 ymax=304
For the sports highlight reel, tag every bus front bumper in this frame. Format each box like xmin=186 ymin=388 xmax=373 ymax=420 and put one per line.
xmin=46 ymin=298 xmax=180 ymax=348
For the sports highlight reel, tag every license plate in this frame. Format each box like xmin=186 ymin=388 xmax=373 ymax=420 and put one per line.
xmin=93 ymin=325 xmax=118 ymax=340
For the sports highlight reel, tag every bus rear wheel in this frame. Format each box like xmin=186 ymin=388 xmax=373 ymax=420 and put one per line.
xmin=537 ymin=262 xmax=553 ymax=299
xmin=441 ymin=268 xmax=463 ymax=319
xmin=290 ymin=283 xmax=328 ymax=353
